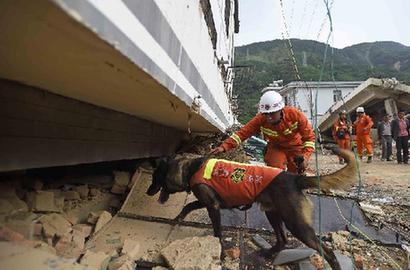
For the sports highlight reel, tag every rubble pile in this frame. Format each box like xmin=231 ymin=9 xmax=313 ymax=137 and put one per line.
xmin=0 ymin=169 xmax=136 ymax=265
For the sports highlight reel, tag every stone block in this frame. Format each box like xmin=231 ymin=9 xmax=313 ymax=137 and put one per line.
xmin=94 ymin=211 xmax=112 ymax=233
xmin=55 ymin=234 xmax=73 ymax=256
xmin=72 ymin=230 xmax=85 ymax=249
xmin=39 ymin=213 xmax=72 ymax=238
xmin=72 ymin=224 xmax=93 ymax=238
xmin=33 ymin=191 xmax=59 ymax=212
xmin=80 ymin=250 xmax=111 ymax=270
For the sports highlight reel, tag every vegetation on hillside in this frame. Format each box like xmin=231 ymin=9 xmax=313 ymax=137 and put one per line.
xmin=233 ymin=39 xmax=410 ymax=122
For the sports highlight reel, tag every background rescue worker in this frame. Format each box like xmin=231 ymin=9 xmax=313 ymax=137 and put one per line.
xmin=377 ymin=114 xmax=393 ymax=161
xmin=332 ymin=110 xmax=351 ymax=164
xmin=353 ymin=107 xmax=374 ymax=163
xmin=391 ymin=110 xmax=409 ymax=164
xmin=211 ymin=91 xmax=315 ymax=174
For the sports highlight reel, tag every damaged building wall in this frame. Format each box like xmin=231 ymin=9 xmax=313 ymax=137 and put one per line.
xmin=0 ymin=79 xmax=185 ymax=172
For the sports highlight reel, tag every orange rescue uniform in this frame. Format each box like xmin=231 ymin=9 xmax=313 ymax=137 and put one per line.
xmin=221 ymin=107 xmax=315 ymax=173
xmin=353 ymin=114 xmax=373 ymax=157
xmin=332 ymin=119 xmax=351 ymax=151
xmin=190 ymin=159 xmax=283 ymax=207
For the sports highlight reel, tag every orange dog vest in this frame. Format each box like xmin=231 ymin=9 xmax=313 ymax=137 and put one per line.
xmin=190 ymin=159 xmax=283 ymax=207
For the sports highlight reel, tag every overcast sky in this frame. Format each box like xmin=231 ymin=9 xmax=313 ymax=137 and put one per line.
xmin=235 ymin=0 xmax=410 ymax=48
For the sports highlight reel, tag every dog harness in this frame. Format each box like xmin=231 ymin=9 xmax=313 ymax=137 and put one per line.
xmin=190 ymin=159 xmax=283 ymax=207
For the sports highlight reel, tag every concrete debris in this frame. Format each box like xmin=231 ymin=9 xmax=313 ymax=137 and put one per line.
xmin=0 ymin=198 xmax=14 ymax=215
xmin=39 ymin=213 xmax=72 ymax=238
xmin=107 ymin=255 xmax=135 ymax=270
xmin=74 ymin=185 xmax=89 ymax=199
xmin=121 ymin=239 xmax=140 ymax=260
xmin=331 ymin=232 xmax=347 ymax=251
xmin=73 ymin=223 xmax=93 ymax=238
xmin=32 ymin=191 xmax=60 ymax=212
xmin=0 ymin=225 xmax=25 ymax=242
xmin=80 ymin=250 xmax=111 ymax=270
xmin=87 ymin=211 xmax=103 ymax=224
xmin=72 ymin=229 xmax=85 ymax=249
xmin=309 ymin=253 xmax=324 ymax=269
xmin=3 ymin=212 xmax=37 ymax=238
xmin=359 ymin=202 xmax=384 ymax=216
xmin=94 ymin=211 xmax=112 ymax=233
xmin=111 ymin=171 xmax=130 ymax=194
xmin=223 ymin=256 xmax=240 ymax=270
xmin=161 ymin=236 xmax=222 ymax=270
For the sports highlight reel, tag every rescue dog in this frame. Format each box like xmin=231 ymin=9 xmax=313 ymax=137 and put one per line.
xmin=146 ymin=144 xmax=356 ymax=270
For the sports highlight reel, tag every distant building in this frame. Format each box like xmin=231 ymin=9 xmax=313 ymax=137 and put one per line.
xmin=279 ymin=81 xmax=363 ymax=123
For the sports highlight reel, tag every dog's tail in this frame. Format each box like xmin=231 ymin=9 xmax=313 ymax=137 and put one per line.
xmin=297 ymin=144 xmax=357 ymax=191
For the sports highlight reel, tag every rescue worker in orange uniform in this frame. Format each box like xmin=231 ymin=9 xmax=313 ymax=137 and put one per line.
xmin=332 ymin=110 xmax=351 ymax=164
xmin=211 ymin=91 xmax=315 ymax=174
xmin=353 ymin=107 xmax=374 ymax=163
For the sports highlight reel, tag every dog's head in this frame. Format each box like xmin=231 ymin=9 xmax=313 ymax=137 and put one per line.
xmin=146 ymin=154 xmax=201 ymax=204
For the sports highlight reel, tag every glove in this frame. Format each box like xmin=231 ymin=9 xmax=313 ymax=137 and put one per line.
xmin=210 ymin=146 xmax=225 ymax=155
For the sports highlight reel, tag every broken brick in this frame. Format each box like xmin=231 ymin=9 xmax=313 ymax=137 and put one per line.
xmin=72 ymin=223 xmax=93 ymax=238
xmin=94 ymin=211 xmax=112 ymax=233
xmin=55 ymin=234 xmax=73 ymax=256
xmin=33 ymin=191 xmax=59 ymax=212
xmin=39 ymin=213 xmax=72 ymax=238
xmin=80 ymin=250 xmax=111 ymax=270
xmin=354 ymin=254 xmax=364 ymax=269
xmin=0 ymin=226 xmax=25 ymax=242
xmin=87 ymin=211 xmax=103 ymax=224
xmin=121 ymin=239 xmax=140 ymax=260
xmin=224 ymin=247 xmax=240 ymax=259
xmin=72 ymin=230 xmax=85 ymax=249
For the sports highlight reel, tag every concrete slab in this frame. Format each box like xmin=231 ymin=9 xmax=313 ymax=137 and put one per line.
xmin=86 ymin=216 xmax=211 ymax=264
xmin=0 ymin=241 xmax=94 ymax=270
xmin=119 ymin=172 xmax=188 ymax=219
xmin=272 ymin=248 xmax=316 ymax=266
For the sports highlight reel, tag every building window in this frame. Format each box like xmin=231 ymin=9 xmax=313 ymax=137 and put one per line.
xmin=333 ymin=89 xmax=342 ymax=102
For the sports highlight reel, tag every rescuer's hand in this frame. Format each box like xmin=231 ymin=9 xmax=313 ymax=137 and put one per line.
xmin=210 ymin=146 xmax=225 ymax=155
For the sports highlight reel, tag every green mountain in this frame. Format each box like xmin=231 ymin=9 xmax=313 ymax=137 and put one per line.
xmin=233 ymin=39 xmax=410 ymax=122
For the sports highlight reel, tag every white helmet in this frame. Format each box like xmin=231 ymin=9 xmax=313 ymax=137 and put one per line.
xmin=356 ymin=107 xmax=365 ymax=113
xmin=259 ymin=91 xmax=285 ymax=113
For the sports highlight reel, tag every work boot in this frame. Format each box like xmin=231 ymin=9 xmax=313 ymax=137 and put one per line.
xmin=367 ymin=156 xmax=372 ymax=163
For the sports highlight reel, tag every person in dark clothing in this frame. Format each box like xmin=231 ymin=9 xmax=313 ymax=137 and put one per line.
xmin=391 ymin=111 xmax=409 ymax=164
xmin=377 ymin=114 xmax=393 ymax=161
